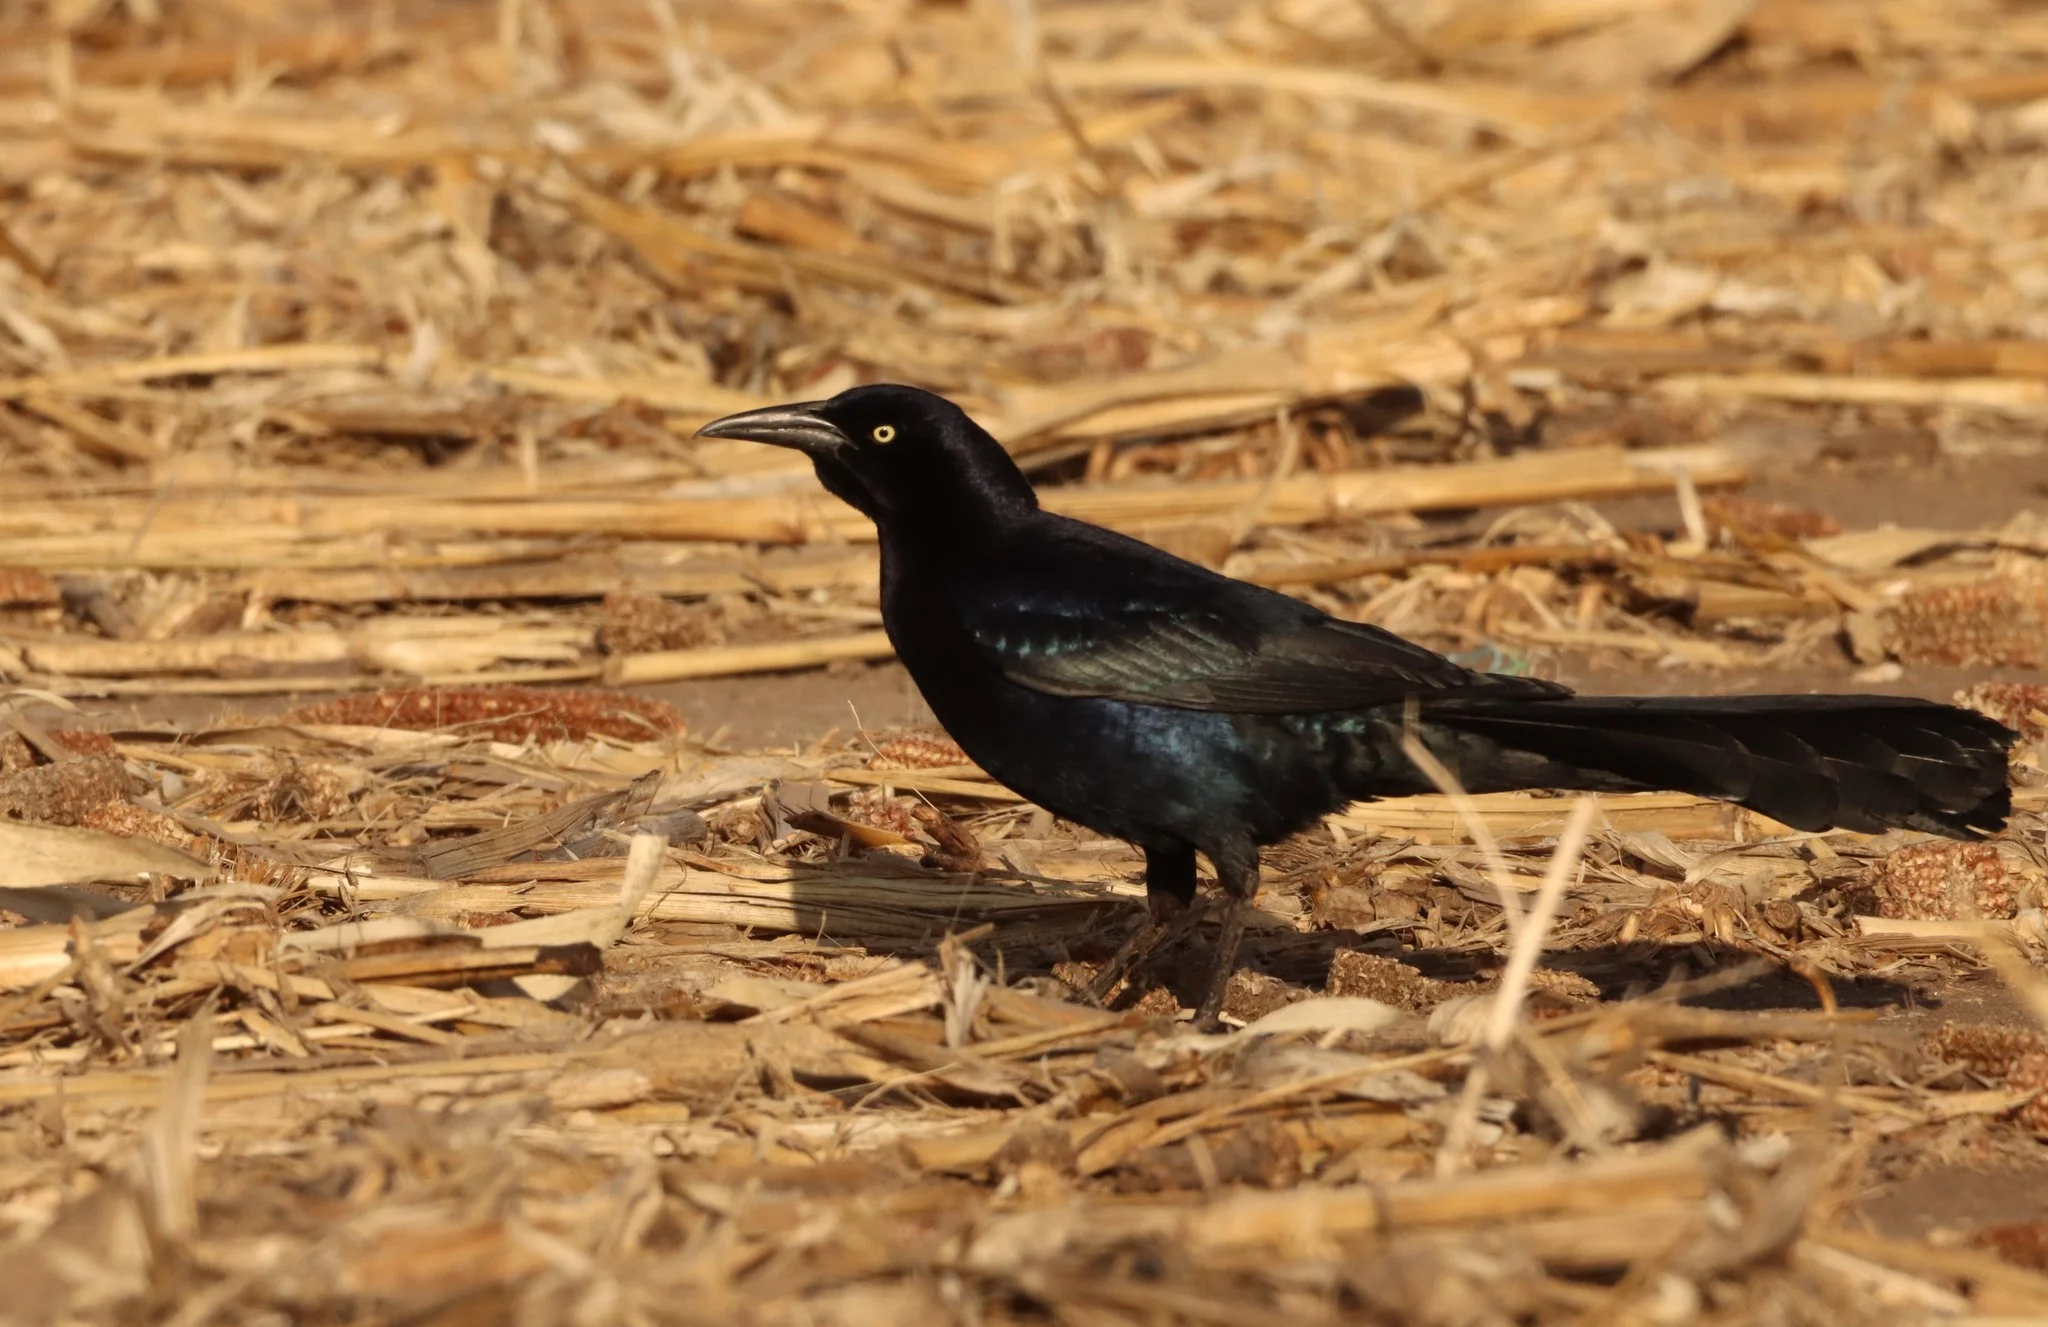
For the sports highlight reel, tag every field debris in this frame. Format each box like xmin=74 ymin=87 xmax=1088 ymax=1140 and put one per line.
xmin=6 ymin=0 xmax=2048 ymax=1321
xmin=0 ymin=689 xmax=2035 ymax=1319
xmin=5 ymin=5 xmax=2048 ymax=697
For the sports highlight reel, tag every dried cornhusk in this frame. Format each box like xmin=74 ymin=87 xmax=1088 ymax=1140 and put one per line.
xmin=5 ymin=2 xmax=2048 ymax=1322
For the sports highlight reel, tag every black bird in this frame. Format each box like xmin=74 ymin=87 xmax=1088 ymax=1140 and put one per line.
xmin=699 ymin=384 xmax=2016 ymax=1023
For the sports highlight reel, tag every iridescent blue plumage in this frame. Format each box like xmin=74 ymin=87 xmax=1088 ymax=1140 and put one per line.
xmin=698 ymin=384 xmax=2018 ymax=1024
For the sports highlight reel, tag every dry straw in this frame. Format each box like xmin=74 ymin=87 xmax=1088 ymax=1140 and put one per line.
xmin=4 ymin=0 xmax=2048 ymax=1321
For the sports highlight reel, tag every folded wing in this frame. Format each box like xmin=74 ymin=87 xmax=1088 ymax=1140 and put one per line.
xmin=966 ymin=529 xmax=1568 ymax=713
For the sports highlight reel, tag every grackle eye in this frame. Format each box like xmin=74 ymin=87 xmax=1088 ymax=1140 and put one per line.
xmin=871 ymin=424 xmax=896 ymax=444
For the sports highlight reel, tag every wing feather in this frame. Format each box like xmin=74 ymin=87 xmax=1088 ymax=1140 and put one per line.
xmin=973 ymin=604 xmax=1567 ymax=713
xmin=960 ymin=518 xmax=1570 ymax=713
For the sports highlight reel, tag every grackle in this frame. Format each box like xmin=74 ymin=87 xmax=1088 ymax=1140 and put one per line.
xmin=700 ymin=385 xmax=2016 ymax=1025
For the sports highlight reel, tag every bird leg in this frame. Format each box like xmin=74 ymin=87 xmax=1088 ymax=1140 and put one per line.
xmin=1082 ymin=844 xmax=1197 ymax=1005
xmin=1190 ymin=897 xmax=1251 ymax=1029
xmin=1191 ymin=841 xmax=1260 ymax=1030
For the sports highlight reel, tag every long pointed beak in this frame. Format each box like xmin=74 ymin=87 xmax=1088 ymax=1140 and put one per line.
xmin=694 ymin=401 xmax=849 ymax=457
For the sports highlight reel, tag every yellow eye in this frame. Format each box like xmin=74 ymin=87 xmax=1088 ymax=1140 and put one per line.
xmin=871 ymin=424 xmax=896 ymax=444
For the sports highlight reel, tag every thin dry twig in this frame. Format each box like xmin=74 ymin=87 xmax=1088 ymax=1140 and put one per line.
xmin=1434 ymin=796 xmax=1598 ymax=1177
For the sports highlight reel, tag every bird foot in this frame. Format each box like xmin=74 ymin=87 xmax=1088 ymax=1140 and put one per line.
xmin=1081 ymin=899 xmax=1201 ymax=1006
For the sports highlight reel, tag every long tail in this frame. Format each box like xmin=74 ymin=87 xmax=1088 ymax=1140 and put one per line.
xmin=1411 ymin=695 xmax=2017 ymax=839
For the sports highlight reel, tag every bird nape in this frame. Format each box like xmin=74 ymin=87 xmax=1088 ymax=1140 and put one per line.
xmin=698 ymin=384 xmax=2018 ymax=1027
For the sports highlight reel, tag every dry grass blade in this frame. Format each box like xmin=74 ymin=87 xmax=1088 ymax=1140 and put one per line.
xmin=0 ymin=821 xmax=215 ymax=888
xmin=1401 ymin=709 xmax=1527 ymax=940
xmin=141 ymin=1009 xmax=213 ymax=1242
xmin=1435 ymin=796 xmax=1598 ymax=1178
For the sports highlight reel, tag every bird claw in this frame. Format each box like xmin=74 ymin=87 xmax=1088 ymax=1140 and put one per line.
xmin=1080 ymin=891 xmax=1250 ymax=1030
xmin=1081 ymin=900 xmax=1202 ymax=1006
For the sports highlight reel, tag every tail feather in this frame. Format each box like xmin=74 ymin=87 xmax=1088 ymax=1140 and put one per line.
xmin=1415 ymin=695 xmax=2016 ymax=839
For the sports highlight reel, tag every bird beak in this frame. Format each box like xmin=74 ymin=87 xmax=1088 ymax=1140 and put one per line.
xmin=694 ymin=401 xmax=850 ymax=457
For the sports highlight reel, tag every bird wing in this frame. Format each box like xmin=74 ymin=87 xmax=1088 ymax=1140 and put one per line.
xmin=963 ymin=533 xmax=1569 ymax=713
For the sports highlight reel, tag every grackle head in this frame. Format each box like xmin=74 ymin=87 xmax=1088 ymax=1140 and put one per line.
xmin=696 ymin=383 xmax=1037 ymax=527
